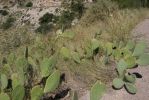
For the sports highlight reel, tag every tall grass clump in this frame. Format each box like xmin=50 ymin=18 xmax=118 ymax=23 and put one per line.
xmin=71 ymin=0 xmax=149 ymax=43
xmin=104 ymin=9 xmax=148 ymax=42
xmin=80 ymin=0 xmax=118 ymax=26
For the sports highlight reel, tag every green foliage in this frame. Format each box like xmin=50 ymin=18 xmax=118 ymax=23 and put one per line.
xmin=124 ymin=74 xmax=136 ymax=84
xmin=26 ymin=2 xmax=33 ymax=7
xmin=60 ymin=47 xmax=71 ymax=60
xmin=91 ymin=39 xmax=100 ymax=51
xmin=58 ymin=0 xmax=84 ymax=30
xmin=112 ymin=40 xmax=149 ymax=94
xmin=68 ymin=0 xmax=85 ymax=18
xmin=0 ymin=10 xmax=9 ymax=16
xmin=125 ymin=83 xmax=137 ymax=94
xmin=58 ymin=10 xmax=74 ymax=29
xmin=125 ymin=41 xmax=135 ymax=50
xmin=71 ymin=51 xmax=81 ymax=64
xmin=117 ymin=59 xmax=127 ymax=77
xmin=11 ymin=73 xmax=24 ymax=89
xmin=0 ymin=26 xmax=149 ymax=99
xmin=112 ymin=78 xmax=124 ymax=89
xmin=61 ymin=0 xmax=84 ymax=18
xmin=62 ymin=32 xmax=76 ymax=39
xmin=36 ymin=12 xmax=55 ymax=34
xmin=39 ymin=13 xmax=54 ymax=25
xmin=35 ymin=24 xmax=53 ymax=34
xmin=44 ymin=70 xmax=60 ymax=93
xmin=0 ymin=93 xmax=10 ymax=100
xmin=84 ymin=39 xmax=100 ymax=58
xmin=15 ymin=57 xmax=28 ymax=69
xmin=1 ymin=17 xmax=15 ymax=30
xmin=12 ymin=85 xmax=25 ymax=100
xmin=105 ymin=42 xmax=113 ymax=55
xmin=31 ymin=85 xmax=43 ymax=100
xmin=133 ymin=41 xmax=146 ymax=57
xmin=0 ymin=74 xmax=8 ymax=90
xmin=40 ymin=57 xmax=55 ymax=77
xmin=7 ymin=53 xmax=16 ymax=65
xmin=1 ymin=64 xmax=11 ymax=76
xmin=137 ymin=54 xmax=149 ymax=66
xmin=125 ymin=56 xmax=136 ymax=69
xmin=90 ymin=81 xmax=106 ymax=100
xmin=85 ymin=42 xmax=93 ymax=58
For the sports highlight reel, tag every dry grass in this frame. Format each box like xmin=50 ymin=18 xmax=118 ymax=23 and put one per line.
xmin=0 ymin=25 xmax=33 ymax=53
xmin=69 ymin=8 xmax=149 ymax=44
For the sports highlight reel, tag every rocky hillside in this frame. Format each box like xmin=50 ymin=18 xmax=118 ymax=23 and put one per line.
xmin=0 ymin=0 xmax=61 ymax=28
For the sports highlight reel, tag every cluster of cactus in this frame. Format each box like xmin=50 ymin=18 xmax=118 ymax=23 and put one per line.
xmin=0 ymin=46 xmax=61 ymax=100
xmin=111 ymin=41 xmax=149 ymax=94
xmin=1 ymin=29 xmax=149 ymax=100
xmin=56 ymin=31 xmax=149 ymax=97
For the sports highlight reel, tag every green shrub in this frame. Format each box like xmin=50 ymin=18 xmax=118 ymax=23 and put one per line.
xmin=1 ymin=17 xmax=15 ymax=30
xmin=35 ymin=24 xmax=53 ymax=34
xmin=72 ymin=0 xmax=85 ymax=17
xmin=0 ymin=10 xmax=9 ymax=16
xmin=26 ymin=1 xmax=33 ymax=7
xmin=58 ymin=10 xmax=74 ymax=29
xmin=39 ymin=13 xmax=54 ymax=25
xmin=58 ymin=0 xmax=85 ymax=30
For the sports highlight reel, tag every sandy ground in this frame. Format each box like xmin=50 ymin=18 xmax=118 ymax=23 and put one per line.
xmin=80 ymin=19 xmax=149 ymax=100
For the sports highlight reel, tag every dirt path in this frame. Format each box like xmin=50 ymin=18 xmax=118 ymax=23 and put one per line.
xmin=80 ymin=19 xmax=149 ymax=100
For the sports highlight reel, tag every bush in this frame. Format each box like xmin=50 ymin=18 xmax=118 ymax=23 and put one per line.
xmin=39 ymin=13 xmax=54 ymax=25
xmin=80 ymin=0 xmax=118 ymax=25
xmin=58 ymin=10 xmax=74 ymax=29
xmin=0 ymin=10 xmax=9 ymax=16
xmin=1 ymin=17 xmax=15 ymax=30
xmin=57 ymin=0 xmax=85 ymax=30
xmin=70 ymin=0 xmax=85 ymax=18
xmin=61 ymin=0 xmax=85 ymax=18
xmin=26 ymin=1 xmax=33 ymax=7
xmin=35 ymin=24 xmax=53 ymax=34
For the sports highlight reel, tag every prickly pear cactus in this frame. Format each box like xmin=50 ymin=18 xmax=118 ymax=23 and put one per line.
xmin=0 ymin=93 xmax=10 ymax=100
xmin=40 ymin=57 xmax=53 ymax=77
xmin=0 ymin=74 xmax=8 ymax=90
xmin=31 ymin=85 xmax=43 ymax=100
xmin=90 ymin=81 xmax=106 ymax=100
xmin=12 ymin=85 xmax=25 ymax=100
xmin=71 ymin=51 xmax=81 ymax=64
xmin=125 ymin=83 xmax=137 ymax=94
xmin=112 ymin=78 xmax=124 ymax=89
xmin=60 ymin=47 xmax=71 ymax=60
xmin=44 ymin=70 xmax=60 ymax=93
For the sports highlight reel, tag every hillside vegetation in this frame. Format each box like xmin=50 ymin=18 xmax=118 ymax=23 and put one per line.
xmin=0 ymin=0 xmax=149 ymax=100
